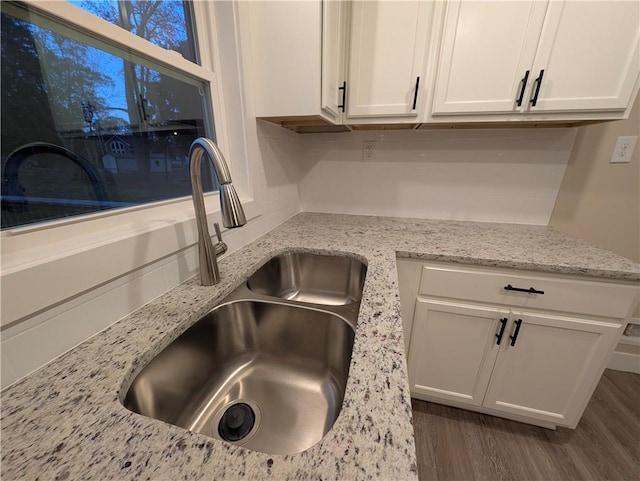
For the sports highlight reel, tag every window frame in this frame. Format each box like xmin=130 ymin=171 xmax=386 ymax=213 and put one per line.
xmin=1 ymin=0 xmax=260 ymax=327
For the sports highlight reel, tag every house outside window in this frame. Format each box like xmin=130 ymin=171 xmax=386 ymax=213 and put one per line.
xmin=108 ymin=139 xmax=128 ymax=155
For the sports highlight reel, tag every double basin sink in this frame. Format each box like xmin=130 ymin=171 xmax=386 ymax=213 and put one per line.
xmin=122 ymin=251 xmax=367 ymax=455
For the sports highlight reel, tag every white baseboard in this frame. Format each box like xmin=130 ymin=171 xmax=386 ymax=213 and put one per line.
xmin=608 ymin=351 xmax=640 ymax=374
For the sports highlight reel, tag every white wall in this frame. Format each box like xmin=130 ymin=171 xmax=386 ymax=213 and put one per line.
xmin=550 ymin=94 xmax=639 ymax=265
xmin=299 ymin=128 xmax=577 ymax=225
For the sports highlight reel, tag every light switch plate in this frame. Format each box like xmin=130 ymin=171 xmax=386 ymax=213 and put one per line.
xmin=610 ymin=136 xmax=637 ymax=163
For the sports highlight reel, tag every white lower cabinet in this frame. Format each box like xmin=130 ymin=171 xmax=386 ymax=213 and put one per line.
xmin=404 ymin=262 xmax=638 ymax=429
xmin=482 ymin=311 xmax=619 ymax=427
xmin=409 ymin=300 xmax=505 ymax=406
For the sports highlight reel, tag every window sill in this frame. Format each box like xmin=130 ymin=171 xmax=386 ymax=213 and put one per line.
xmin=1 ymin=195 xmax=260 ymax=327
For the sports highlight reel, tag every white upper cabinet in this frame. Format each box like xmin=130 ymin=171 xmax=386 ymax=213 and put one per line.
xmin=245 ymin=0 xmax=436 ymax=127
xmin=244 ymin=0 xmax=344 ymax=124
xmin=244 ymin=0 xmax=639 ymax=128
xmin=431 ymin=0 xmax=640 ymax=120
xmin=345 ymin=0 xmax=434 ymax=121
xmin=432 ymin=0 xmax=547 ymax=115
xmin=321 ymin=0 xmax=348 ymax=122
xmin=528 ymin=1 xmax=640 ymax=113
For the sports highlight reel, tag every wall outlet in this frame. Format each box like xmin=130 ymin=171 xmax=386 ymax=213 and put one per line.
xmin=363 ymin=141 xmax=375 ymax=161
xmin=610 ymin=136 xmax=637 ymax=163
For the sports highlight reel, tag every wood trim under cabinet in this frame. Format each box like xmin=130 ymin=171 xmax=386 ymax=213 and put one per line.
xmin=258 ymin=115 xmax=607 ymax=133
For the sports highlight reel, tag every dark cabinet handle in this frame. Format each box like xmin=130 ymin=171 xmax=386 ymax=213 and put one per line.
xmin=530 ymin=69 xmax=544 ymax=106
xmin=495 ymin=317 xmax=508 ymax=345
xmin=412 ymin=76 xmax=420 ymax=110
xmin=509 ymin=319 xmax=523 ymax=346
xmin=516 ymin=70 xmax=530 ymax=107
xmin=338 ymin=81 xmax=346 ymax=112
xmin=504 ymin=284 xmax=545 ymax=295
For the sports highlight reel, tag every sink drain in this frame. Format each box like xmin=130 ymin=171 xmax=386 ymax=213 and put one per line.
xmin=218 ymin=402 xmax=256 ymax=442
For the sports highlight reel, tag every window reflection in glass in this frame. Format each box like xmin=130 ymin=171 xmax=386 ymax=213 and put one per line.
xmin=1 ymin=4 xmax=216 ymax=230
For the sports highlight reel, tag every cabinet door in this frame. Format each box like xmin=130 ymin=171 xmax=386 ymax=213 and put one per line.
xmin=247 ymin=1 xmax=323 ymax=118
xmin=408 ymin=299 xmax=508 ymax=406
xmin=321 ymin=0 xmax=348 ymax=122
xmin=483 ymin=312 xmax=620 ymax=427
xmin=527 ymin=1 xmax=640 ymax=113
xmin=346 ymin=0 xmax=432 ymax=119
xmin=432 ymin=0 xmax=547 ymax=115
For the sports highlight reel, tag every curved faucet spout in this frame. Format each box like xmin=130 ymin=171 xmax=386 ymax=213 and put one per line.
xmin=189 ymin=137 xmax=246 ymax=286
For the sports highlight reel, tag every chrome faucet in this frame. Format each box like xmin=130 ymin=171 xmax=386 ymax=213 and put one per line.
xmin=189 ymin=137 xmax=246 ymax=286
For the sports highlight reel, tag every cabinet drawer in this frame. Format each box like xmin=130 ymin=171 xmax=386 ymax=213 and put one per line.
xmin=419 ymin=265 xmax=638 ymax=319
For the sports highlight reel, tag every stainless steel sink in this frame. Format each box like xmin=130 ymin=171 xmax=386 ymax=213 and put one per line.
xmin=247 ymin=251 xmax=367 ymax=306
xmin=123 ymin=299 xmax=356 ymax=455
xmin=122 ymin=251 xmax=367 ymax=454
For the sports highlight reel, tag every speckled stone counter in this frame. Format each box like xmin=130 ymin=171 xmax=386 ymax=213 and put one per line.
xmin=2 ymin=213 xmax=638 ymax=481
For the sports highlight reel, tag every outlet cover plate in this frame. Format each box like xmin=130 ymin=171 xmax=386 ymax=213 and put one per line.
xmin=610 ymin=136 xmax=637 ymax=163
xmin=363 ymin=141 xmax=375 ymax=161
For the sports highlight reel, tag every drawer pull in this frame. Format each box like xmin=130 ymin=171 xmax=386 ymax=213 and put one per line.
xmin=509 ymin=319 xmax=523 ymax=347
xmin=495 ymin=317 xmax=508 ymax=345
xmin=504 ymin=284 xmax=545 ymax=295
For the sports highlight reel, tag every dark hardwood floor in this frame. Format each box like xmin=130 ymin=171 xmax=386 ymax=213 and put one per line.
xmin=411 ymin=369 xmax=640 ymax=481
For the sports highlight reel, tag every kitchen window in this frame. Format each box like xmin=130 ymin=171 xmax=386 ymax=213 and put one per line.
xmin=1 ymin=1 xmax=220 ymax=230
xmin=1 ymin=0 xmax=253 ymax=326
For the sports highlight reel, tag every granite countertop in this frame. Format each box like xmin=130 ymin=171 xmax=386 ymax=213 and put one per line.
xmin=2 ymin=213 xmax=639 ymax=481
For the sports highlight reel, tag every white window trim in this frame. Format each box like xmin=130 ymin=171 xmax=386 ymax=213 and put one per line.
xmin=1 ymin=1 xmax=261 ymax=327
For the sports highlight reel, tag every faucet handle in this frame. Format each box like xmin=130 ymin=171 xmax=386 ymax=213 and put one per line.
xmin=212 ymin=222 xmax=228 ymax=258
xmin=213 ymin=222 xmax=223 ymax=243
